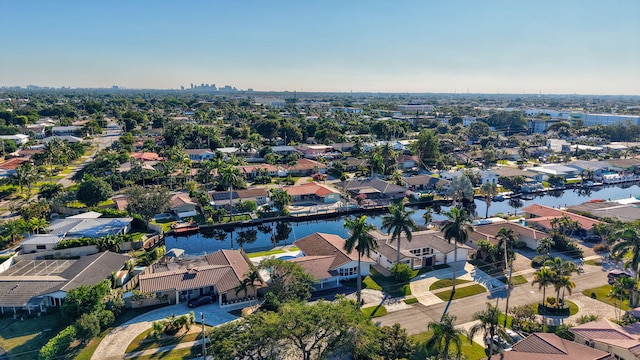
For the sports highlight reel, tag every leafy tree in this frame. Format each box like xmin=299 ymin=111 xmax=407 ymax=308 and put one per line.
xmin=510 ymin=304 xmax=536 ymax=330
xmin=536 ymin=237 xmax=555 ymax=256
xmin=343 ymin=215 xmax=378 ymax=306
xmin=75 ymin=312 xmax=100 ymax=343
xmin=125 ymin=185 xmax=171 ymax=226
xmin=426 ymin=313 xmax=464 ymax=360
xmin=76 ymin=175 xmax=113 ymax=206
xmin=390 ymin=262 xmax=413 ymax=282
xmin=271 ymin=188 xmax=292 ymax=215
xmin=11 ymin=162 xmax=39 ymax=194
xmin=441 ymin=208 xmax=472 ymax=296
xmin=378 ymin=323 xmax=414 ymax=360
xmin=381 ymin=205 xmax=417 ymax=265
xmin=38 ymin=183 xmax=64 ymax=200
xmin=411 ymin=129 xmax=441 ymax=168
xmin=61 ymin=280 xmax=111 ymax=321
xmin=259 ymin=258 xmax=316 ymax=309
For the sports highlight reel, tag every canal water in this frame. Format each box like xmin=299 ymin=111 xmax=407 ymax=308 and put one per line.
xmin=165 ymin=184 xmax=640 ymax=256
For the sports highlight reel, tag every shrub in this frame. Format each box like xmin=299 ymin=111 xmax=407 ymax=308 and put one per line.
xmin=577 ymin=314 xmax=598 ymax=324
xmin=593 ymin=243 xmax=609 ymax=253
xmin=555 ymin=324 xmax=575 ymax=340
xmin=75 ymin=313 xmax=100 ymax=343
xmin=390 ymin=263 xmax=413 ymax=282
xmin=39 ymin=325 xmax=77 ymax=360
xmin=590 ymin=292 xmax=597 ymax=299
xmin=531 ymin=255 xmax=551 ymax=268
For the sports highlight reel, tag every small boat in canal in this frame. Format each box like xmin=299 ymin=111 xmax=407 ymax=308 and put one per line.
xmin=172 ymin=221 xmax=200 ymax=235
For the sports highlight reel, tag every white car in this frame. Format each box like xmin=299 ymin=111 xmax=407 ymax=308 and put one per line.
xmin=505 ymin=329 xmax=524 ymax=343
xmin=485 ymin=335 xmax=512 ymax=353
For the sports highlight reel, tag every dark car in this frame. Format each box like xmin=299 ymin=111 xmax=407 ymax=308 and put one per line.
xmin=188 ymin=295 xmax=214 ymax=308
xmin=608 ymin=270 xmax=632 ymax=285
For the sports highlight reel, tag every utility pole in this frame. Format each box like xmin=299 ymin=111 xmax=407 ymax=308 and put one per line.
xmin=503 ymin=240 xmax=514 ymax=327
xmin=201 ymin=312 xmax=206 ymax=359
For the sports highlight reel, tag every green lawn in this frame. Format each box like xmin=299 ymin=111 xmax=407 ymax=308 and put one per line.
xmin=534 ymin=300 xmax=579 ymax=316
xmin=583 ymin=285 xmax=631 ymax=311
xmin=126 ymin=326 xmax=211 ymax=353
xmin=246 ymin=249 xmax=286 ymax=258
xmin=435 ymin=284 xmax=487 ymax=301
xmin=498 ymin=275 xmax=527 ymax=285
xmin=220 ymin=215 xmax=251 ymax=223
xmin=429 ymin=279 xmax=471 ymax=291
xmin=0 ymin=312 xmax=70 ymax=360
xmin=361 ymin=305 xmax=387 ymax=318
xmin=149 ymin=219 xmax=176 ymax=233
xmin=369 ymin=268 xmax=412 ymax=297
xmin=584 ymin=259 xmax=602 ymax=266
xmin=404 ymin=297 xmax=419 ymax=305
xmin=134 ymin=346 xmax=196 ymax=360
xmin=411 ymin=331 xmax=486 ymax=360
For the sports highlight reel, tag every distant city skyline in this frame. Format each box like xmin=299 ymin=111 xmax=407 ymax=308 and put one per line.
xmin=1 ymin=1 xmax=639 ymax=95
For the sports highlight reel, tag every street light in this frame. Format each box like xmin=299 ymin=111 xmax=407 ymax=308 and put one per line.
xmin=503 ymin=240 xmax=514 ymax=327
xmin=201 ymin=312 xmax=206 ymax=359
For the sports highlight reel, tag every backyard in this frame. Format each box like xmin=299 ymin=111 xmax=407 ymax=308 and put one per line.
xmin=0 ymin=312 xmax=68 ymax=360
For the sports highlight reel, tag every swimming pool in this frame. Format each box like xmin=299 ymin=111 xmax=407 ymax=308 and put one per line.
xmin=278 ymin=255 xmax=297 ymax=260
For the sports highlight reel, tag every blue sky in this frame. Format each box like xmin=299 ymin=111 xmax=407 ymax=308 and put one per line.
xmin=1 ymin=0 xmax=638 ymax=94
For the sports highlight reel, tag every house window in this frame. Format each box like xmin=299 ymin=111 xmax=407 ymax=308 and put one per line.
xmin=614 ymin=355 xmax=624 ymax=360
xmin=36 ymin=245 xmax=46 ymax=250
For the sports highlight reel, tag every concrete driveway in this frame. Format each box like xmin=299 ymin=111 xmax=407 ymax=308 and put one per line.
xmin=91 ymin=303 xmax=239 ymax=360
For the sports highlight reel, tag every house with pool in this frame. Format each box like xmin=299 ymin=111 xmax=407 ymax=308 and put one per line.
xmin=370 ymin=230 xmax=470 ymax=270
xmin=293 ymin=233 xmax=375 ymax=289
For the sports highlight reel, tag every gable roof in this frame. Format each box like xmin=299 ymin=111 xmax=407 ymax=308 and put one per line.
xmin=283 ymin=182 xmax=340 ymax=197
xmin=285 ymin=158 xmax=327 ymax=171
xmin=472 ymin=221 xmax=548 ymax=245
xmin=294 ymin=233 xmax=374 ymax=270
xmin=496 ymin=332 xmax=612 ymax=360
xmin=170 ymin=193 xmax=197 ymax=209
xmin=402 ymin=175 xmax=450 ymax=187
xmin=336 ymin=177 xmax=407 ymax=195
xmin=209 ymin=188 xmax=269 ymax=202
xmin=289 ymin=256 xmax=338 ymax=280
xmin=570 ymin=319 xmax=640 ymax=355
xmin=372 ymin=230 xmax=457 ymax=254
xmin=522 ymin=204 xmax=602 ymax=231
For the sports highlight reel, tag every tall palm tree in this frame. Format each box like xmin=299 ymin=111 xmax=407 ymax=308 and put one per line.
xmin=219 ymin=166 xmax=242 ymax=216
xmin=448 ymin=175 xmax=474 ymax=207
xmin=441 ymin=208 xmax=472 ymax=295
xmin=381 ymin=205 xmax=417 ymax=265
xmin=480 ymin=182 xmax=498 ymax=218
xmin=495 ymin=227 xmax=517 ymax=270
xmin=468 ymin=303 xmax=505 ymax=359
xmin=531 ymin=267 xmax=556 ymax=305
xmin=611 ymin=226 xmax=640 ymax=307
xmin=344 ymin=215 xmax=378 ymax=307
xmin=426 ymin=314 xmax=464 ymax=360
xmin=28 ymin=217 xmax=48 ymax=235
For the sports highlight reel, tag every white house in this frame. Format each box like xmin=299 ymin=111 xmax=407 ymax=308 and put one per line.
xmin=0 ymin=134 xmax=29 ymax=145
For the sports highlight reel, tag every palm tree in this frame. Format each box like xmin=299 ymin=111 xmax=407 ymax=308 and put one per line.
xmin=219 ymin=166 xmax=242 ymax=216
xmin=554 ymin=276 xmax=575 ymax=307
xmin=468 ymin=303 xmax=505 ymax=359
xmin=425 ymin=314 xmax=464 ymax=360
xmin=536 ymin=237 xmax=555 ymax=256
xmin=495 ymin=227 xmax=517 ymax=270
xmin=343 ymin=215 xmax=378 ymax=307
xmin=423 ymin=207 xmax=433 ymax=227
xmin=441 ymin=208 xmax=472 ymax=296
xmin=479 ymin=182 xmax=498 ymax=218
xmin=531 ymin=267 xmax=556 ymax=305
xmin=611 ymin=226 xmax=640 ymax=307
xmin=28 ymin=217 xmax=48 ymax=235
xmin=448 ymin=175 xmax=474 ymax=207
xmin=381 ymin=205 xmax=417 ymax=265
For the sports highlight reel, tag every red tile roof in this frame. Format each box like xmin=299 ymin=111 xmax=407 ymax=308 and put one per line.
xmin=285 ymin=158 xmax=327 ymax=171
xmin=284 ymin=182 xmax=340 ymax=197
xmin=497 ymin=332 xmax=612 ymax=360
xmin=522 ymin=204 xmax=601 ymax=231
xmin=131 ymin=152 xmax=163 ymax=161
xmin=0 ymin=158 xmax=29 ymax=170
xmin=294 ymin=233 xmax=374 ymax=270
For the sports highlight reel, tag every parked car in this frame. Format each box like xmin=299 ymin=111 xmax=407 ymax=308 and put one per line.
xmin=608 ymin=270 xmax=632 ymax=285
xmin=188 ymin=295 xmax=214 ymax=308
xmin=485 ymin=335 xmax=512 ymax=353
xmin=505 ymin=329 xmax=524 ymax=343
xmin=584 ymin=235 xmax=602 ymax=243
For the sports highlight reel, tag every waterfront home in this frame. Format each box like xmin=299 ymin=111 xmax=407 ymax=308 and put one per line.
xmin=570 ymin=319 xmax=640 ymax=360
xmin=496 ymin=332 xmax=611 ymax=360
xmin=0 ymin=251 xmax=130 ymax=314
xmin=296 ymin=144 xmax=336 ymax=159
xmin=370 ymin=230 xmax=469 ymax=270
xmin=138 ymin=250 xmax=259 ymax=305
xmin=48 ymin=212 xmax=133 ymax=238
xmin=237 ymin=164 xmax=283 ymax=179
xmin=170 ymin=192 xmax=198 ymax=218
xmin=293 ymin=233 xmax=374 ymax=289
xmin=336 ymin=177 xmax=407 ymax=200
xmin=469 ymin=220 xmax=547 ymax=250
xmin=209 ymin=188 xmax=269 ymax=209
xmin=283 ymin=182 xmax=341 ymax=204
xmin=402 ymin=174 xmax=450 ymax=193
xmin=185 ymin=148 xmax=216 ymax=161
xmin=521 ymin=204 xmax=602 ymax=236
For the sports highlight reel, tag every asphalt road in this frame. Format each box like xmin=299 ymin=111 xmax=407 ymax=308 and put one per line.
xmin=377 ymin=263 xmax=610 ymax=334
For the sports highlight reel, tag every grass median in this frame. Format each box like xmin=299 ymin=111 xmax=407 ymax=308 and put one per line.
xmin=435 ymin=284 xmax=487 ymax=301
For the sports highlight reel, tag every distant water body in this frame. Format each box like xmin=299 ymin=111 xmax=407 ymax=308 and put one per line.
xmin=165 ymin=184 xmax=640 ymax=256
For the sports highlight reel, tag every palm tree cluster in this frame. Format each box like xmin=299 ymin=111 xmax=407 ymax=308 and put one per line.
xmin=610 ymin=224 xmax=640 ymax=307
xmin=531 ymin=257 xmax=579 ymax=308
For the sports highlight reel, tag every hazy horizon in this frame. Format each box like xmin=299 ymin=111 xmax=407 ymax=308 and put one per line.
xmin=1 ymin=1 xmax=639 ymax=95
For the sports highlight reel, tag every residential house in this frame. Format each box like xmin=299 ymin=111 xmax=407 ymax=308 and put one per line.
xmin=209 ymin=188 xmax=269 ymax=209
xmin=293 ymin=233 xmax=375 ymax=289
xmin=237 ymin=164 xmax=283 ymax=179
xmin=0 ymin=134 xmax=29 ymax=145
xmin=185 ymin=149 xmax=216 ymax=161
xmin=283 ymin=182 xmax=341 ymax=204
xmin=522 ymin=204 xmax=602 ymax=236
xmin=0 ymin=251 xmax=130 ymax=314
xmin=396 ymin=155 xmax=419 ymax=171
xmin=470 ymin=220 xmax=548 ymax=250
xmin=138 ymin=249 xmax=260 ymax=305
xmin=270 ymin=145 xmax=299 ymax=156
xmin=370 ymin=230 xmax=469 ymax=269
xmin=342 ymin=157 xmax=369 ymax=172
xmin=285 ymin=158 xmax=328 ymax=176
xmin=130 ymin=152 xmax=163 ymax=162
xmin=402 ymin=175 xmax=450 ymax=193
xmin=331 ymin=142 xmax=355 ymax=153
xmin=496 ymin=332 xmax=612 ymax=360
xmin=42 ymin=135 xmax=84 ymax=144
xmin=571 ymin=319 xmax=640 ymax=360
xmin=296 ymin=145 xmax=339 ymax=159
xmin=336 ymin=177 xmax=407 ymax=200
xmin=48 ymin=212 xmax=133 ymax=238
xmin=170 ymin=193 xmax=198 ymax=218
xmin=0 ymin=158 xmax=29 ymax=178
xmin=51 ymin=126 xmax=81 ymax=136
xmin=20 ymin=235 xmax=62 ymax=253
